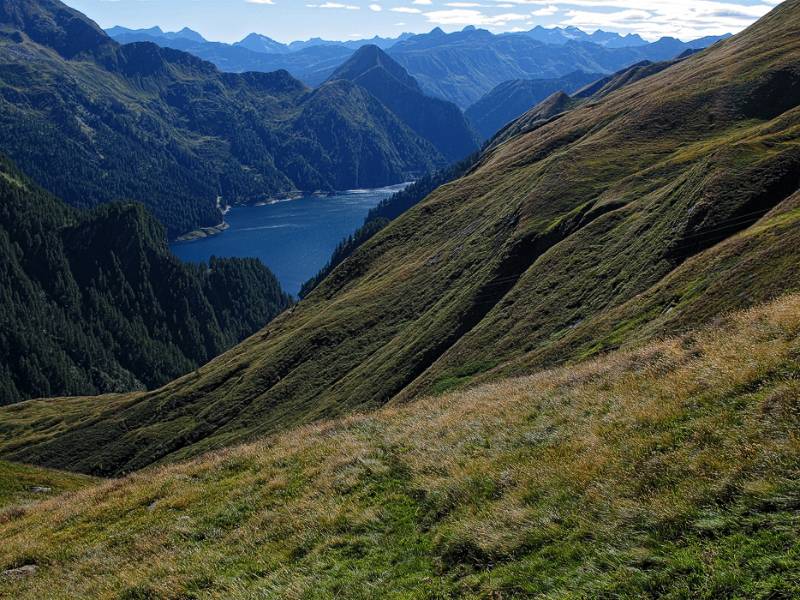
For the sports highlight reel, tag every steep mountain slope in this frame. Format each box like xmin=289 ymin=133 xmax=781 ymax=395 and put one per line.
xmin=487 ymin=90 xmax=574 ymax=151
xmin=2 ymin=0 xmax=800 ymax=475
xmin=0 ymin=156 xmax=291 ymax=405
xmin=328 ymin=45 xmax=479 ymax=162
xmin=485 ymin=57 xmax=688 ymax=151
xmin=0 ymin=0 xmax=112 ymax=58
xmin=290 ymin=78 xmax=442 ymax=189
xmin=299 ymin=152 xmax=481 ymax=298
xmin=465 ymin=71 xmax=603 ymax=140
xmin=1 ymin=293 xmax=799 ymax=597
xmin=573 ymin=59 xmax=675 ymax=100
xmin=388 ymin=27 xmax=730 ymax=107
xmin=0 ymin=0 xmax=440 ymax=237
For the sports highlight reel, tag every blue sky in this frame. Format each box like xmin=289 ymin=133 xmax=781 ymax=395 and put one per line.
xmin=64 ymin=0 xmax=783 ymax=44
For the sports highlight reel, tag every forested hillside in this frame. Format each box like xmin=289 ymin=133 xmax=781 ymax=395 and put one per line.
xmin=328 ymin=45 xmax=478 ymax=162
xmin=0 ymin=157 xmax=291 ymax=404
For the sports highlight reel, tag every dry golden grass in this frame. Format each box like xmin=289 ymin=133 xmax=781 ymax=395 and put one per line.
xmin=1 ymin=293 xmax=799 ymax=597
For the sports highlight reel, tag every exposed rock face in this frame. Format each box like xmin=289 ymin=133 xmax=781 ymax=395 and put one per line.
xmin=2 ymin=565 xmax=37 ymax=578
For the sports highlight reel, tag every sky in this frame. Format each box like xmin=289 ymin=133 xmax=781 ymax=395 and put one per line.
xmin=63 ymin=0 xmax=784 ymax=44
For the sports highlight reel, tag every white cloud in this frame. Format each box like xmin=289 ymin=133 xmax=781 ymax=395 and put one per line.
xmin=490 ymin=0 xmax=778 ymax=40
xmin=369 ymin=3 xmax=383 ymax=10
xmin=305 ymin=1 xmax=360 ymax=8
xmin=531 ymin=4 xmax=558 ymax=16
xmin=423 ymin=8 xmax=529 ymax=25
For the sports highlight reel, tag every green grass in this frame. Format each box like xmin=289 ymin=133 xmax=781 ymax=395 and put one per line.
xmin=0 ymin=293 xmax=798 ymax=598
xmin=429 ymin=360 xmax=499 ymax=395
xmin=0 ymin=460 xmax=96 ymax=510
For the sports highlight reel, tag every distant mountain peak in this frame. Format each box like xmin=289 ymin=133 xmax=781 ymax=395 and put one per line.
xmin=327 ymin=43 xmax=478 ymax=163
xmin=523 ymin=24 xmax=649 ymax=48
xmin=173 ymin=27 xmax=205 ymax=43
xmin=329 ymin=43 xmax=421 ymax=93
xmin=105 ymin=24 xmax=206 ymax=44
xmin=236 ymin=32 xmax=288 ymax=54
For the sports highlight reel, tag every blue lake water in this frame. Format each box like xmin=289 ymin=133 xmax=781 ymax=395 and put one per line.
xmin=170 ymin=184 xmax=408 ymax=296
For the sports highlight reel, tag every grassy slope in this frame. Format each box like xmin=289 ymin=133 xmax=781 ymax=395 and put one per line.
xmin=0 ymin=293 xmax=798 ymax=598
xmin=2 ymin=1 xmax=800 ymax=475
xmin=0 ymin=461 xmax=95 ymax=510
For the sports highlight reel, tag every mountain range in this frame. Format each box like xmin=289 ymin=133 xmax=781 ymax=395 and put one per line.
xmin=107 ymin=24 xmax=731 ymax=108
xmin=388 ymin=27 xmax=731 ymax=107
xmin=106 ymin=25 xmax=206 ymax=44
xmin=525 ymin=24 xmax=647 ymax=47
xmin=105 ymin=26 xmax=412 ymax=81
xmin=4 ymin=0 xmax=798 ymax=478
xmin=107 ymin=24 xmax=648 ymax=54
xmin=0 ymin=0 xmax=799 ymax=595
xmin=465 ymin=70 xmax=604 ymax=140
xmin=0 ymin=0 xmax=450 ymax=237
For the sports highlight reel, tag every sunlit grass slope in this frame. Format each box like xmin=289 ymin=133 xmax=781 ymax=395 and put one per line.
xmin=3 ymin=0 xmax=800 ymax=476
xmin=0 ymin=460 xmax=95 ymax=510
xmin=1 ymin=293 xmax=799 ymax=598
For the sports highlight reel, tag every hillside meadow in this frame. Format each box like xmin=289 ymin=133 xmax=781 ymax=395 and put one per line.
xmin=1 ymin=292 xmax=799 ymax=598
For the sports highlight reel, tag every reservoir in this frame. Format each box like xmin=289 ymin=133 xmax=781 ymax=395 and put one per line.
xmin=170 ymin=184 xmax=408 ymax=296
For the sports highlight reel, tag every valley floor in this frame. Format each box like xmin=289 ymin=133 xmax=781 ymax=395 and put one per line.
xmin=1 ymin=293 xmax=799 ymax=598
